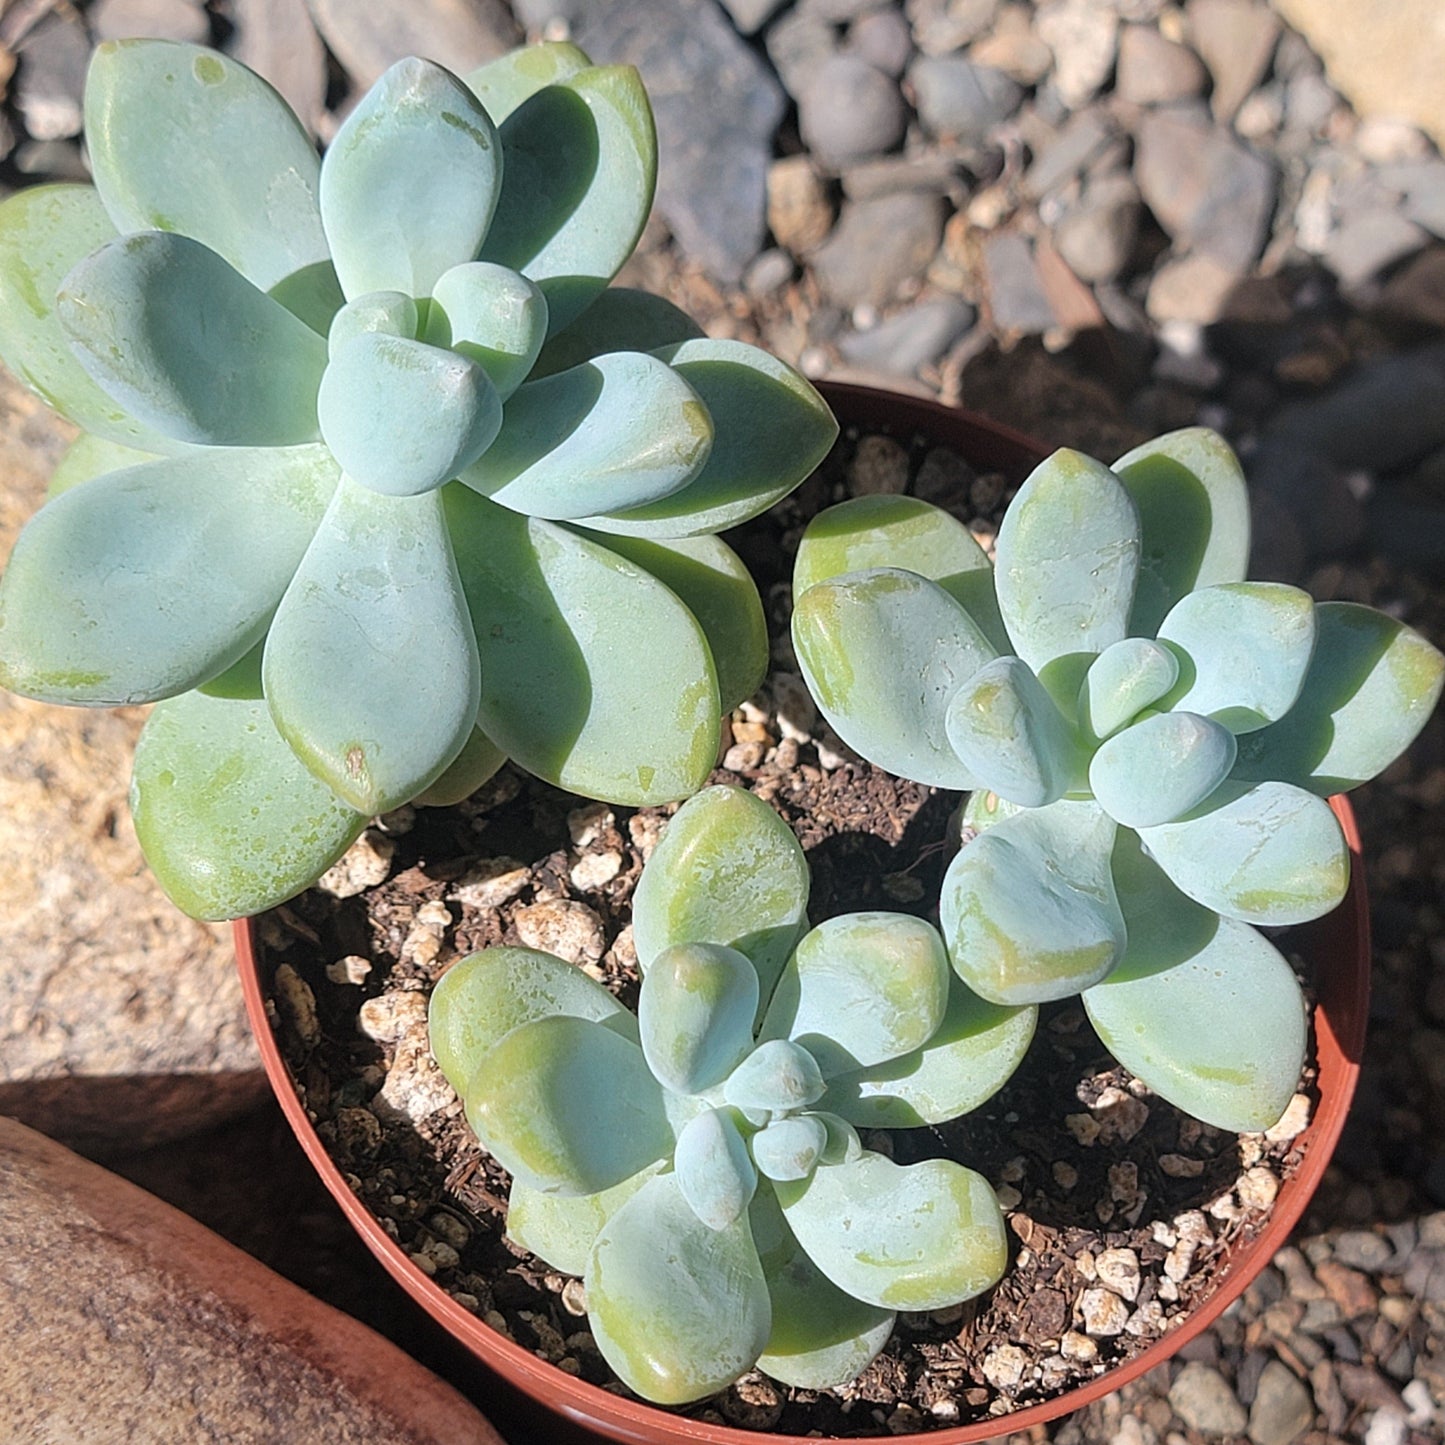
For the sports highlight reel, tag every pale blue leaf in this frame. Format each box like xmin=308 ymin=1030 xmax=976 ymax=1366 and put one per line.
xmin=58 ymin=232 xmax=327 ymax=447
xmin=639 ymin=942 xmax=759 ymax=1097
xmin=1078 ymin=637 xmax=1179 ymax=741
xmin=264 ymin=478 xmax=480 ymax=812
xmin=751 ymin=1115 xmax=828 ymax=1183
xmin=723 ymin=1040 xmax=826 ymax=1114
xmin=464 ymin=40 xmax=591 ymax=124
xmin=0 ymin=445 xmax=337 ymax=705
xmin=529 ymin=286 xmax=703 ymax=381
xmin=1090 ymin=711 xmax=1237 ymax=828
xmin=326 ymin=290 xmax=418 ymax=358
xmin=85 ymin=40 xmax=328 ymax=290
xmin=507 ymin=1164 xmax=662 ymax=1278
xmin=320 ymin=57 xmax=501 ymax=300
xmin=423 ymin=262 xmax=548 ymax=400
xmin=674 ymin=1108 xmax=757 ymax=1230
xmin=47 ymin=432 xmax=159 ymax=497
xmin=267 ymin=259 xmax=346 ymax=337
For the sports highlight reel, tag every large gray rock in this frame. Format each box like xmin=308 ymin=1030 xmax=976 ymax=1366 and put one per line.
xmin=799 ymin=54 xmax=907 ymax=170
xmin=1248 ymin=1359 xmax=1317 ymax=1445
xmin=1169 ymin=1361 xmax=1249 ymax=1436
xmin=0 ymin=1119 xmax=505 ymax=1444
xmin=812 ymin=191 xmax=947 ymax=308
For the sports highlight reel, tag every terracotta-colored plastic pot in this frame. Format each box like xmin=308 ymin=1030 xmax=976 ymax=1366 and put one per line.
xmin=236 ymin=383 xmax=1371 ymax=1445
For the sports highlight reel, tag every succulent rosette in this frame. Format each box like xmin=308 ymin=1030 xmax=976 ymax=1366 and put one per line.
xmin=0 ymin=40 xmax=835 ymax=920
xmin=791 ymin=429 xmax=1444 ymax=1131
xmin=429 ymin=785 xmax=1034 ymax=1404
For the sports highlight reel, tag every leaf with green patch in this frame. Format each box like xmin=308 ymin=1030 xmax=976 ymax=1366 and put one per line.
xmin=0 ymin=445 xmax=337 ymax=706
xmin=130 ymin=689 xmax=366 ymax=920
xmin=1077 ymin=637 xmax=1179 ymax=741
xmin=423 ymin=262 xmax=547 ymax=400
xmin=327 ymin=290 xmax=418 ymax=357
xmin=528 ymin=286 xmax=704 ymax=381
xmin=675 ymin=1108 xmax=757 ymax=1230
xmin=723 ymin=1040 xmax=827 ymax=1115
xmin=464 ymin=40 xmax=592 ymax=125
xmin=264 ymin=478 xmax=479 ymax=813
xmin=507 ymin=1163 xmax=663 ymax=1277
xmin=1090 ymin=710 xmax=1237 ymax=828
xmin=85 ymin=40 xmax=328 ymax=291
xmin=639 ymin=942 xmax=759 ymax=1096
xmin=751 ymin=1115 xmax=828 ymax=1183
xmin=47 ymin=433 xmax=159 ymax=497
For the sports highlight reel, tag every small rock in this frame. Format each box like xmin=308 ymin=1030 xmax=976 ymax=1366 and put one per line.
xmin=970 ymin=2 xmax=1054 ymax=84
xmin=1170 ymin=1361 xmax=1249 ymax=1436
xmin=1164 ymin=1210 xmax=1214 ymax=1282
xmin=906 ymin=55 xmax=1023 ymax=144
xmin=1362 ymin=1408 xmax=1409 ymax=1445
xmin=839 ymin=295 xmax=976 ymax=374
xmin=14 ymin=8 xmax=90 ymax=141
xmin=800 ymin=54 xmax=907 ymax=169
xmin=1248 ymin=1359 xmax=1314 ymax=1445
xmin=450 ymin=857 xmax=529 ymax=910
xmin=765 ymin=7 xmax=837 ymax=96
xmin=306 ymin=0 xmax=516 ymax=88
xmin=1035 ymin=0 xmax=1119 ymax=109
xmin=1146 ymin=252 xmax=1241 ymax=325
xmin=327 ymin=954 xmax=373 ymax=986
xmin=1238 ymin=1165 xmax=1280 ymax=1212
xmin=1355 ymin=117 xmax=1432 ymax=165
xmin=1096 ymin=1247 xmax=1142 ymax=1302
xmin=847 ymin=7 xmax=914 ymax=77
xmin=90 ymin=0 xmax=211 ymax=44
xmin=1115 ymin=23 xmax=1208 ymax=105
xmin=569 ymin=850 xmax=623 ymax=892
xmin=513 ymin=899 xmax=606 ymax=964
xmin=273 ymin=963 xmax=320 ymax=1047
xmin=982 ymin=1342 xmax=1030 ymax=1391
xmin=907 ymin=0 xmax=1001 ymax=56
xmin=1091 ymin=1083 xmax=1150 ymax=1143
xmin=227 ymin=0 xmax=328 ymax=134
xmin=813 ymin=191 xmax=947 ymax=308
xmin=1161 ymin=1153 xmax=1206 ymax=1177
xmin=715 ymin=0 xmax=790 ymax=34
xmin=1381 ymin=157 xmax=1445 ymax=237
xmin=846 ymin=433 xmax=912 ymax=495
xmin=743 ymin=248 xmax=795 ymax=298
xmin=1323 ymin=210 xmax=1429 ymax=290
xmin=1187 ymin=0 xmax=1281 ymax=123
xmin=1060 ymin=1330 xmax=1098 ymax=1362
xmin=317 ymin=829 xmax=396 ymax=898
xmin=1332 ymin=1229 xmax=1393 ymax=1273
xmin=1025 ymin=109 xmax=1118 ymax=198
xmin=767 ymin=156 xmax=834 ymax=256
xmin=1080 ymin=1286 xmax=1131 ymax=1337
xmin=374 ymin=1033 xmax=457 ymax=1124
xmin=358 ymin=991 xmax=428 ymax=1044
xmin=983 ymin=232 xmax=1058 ymax=334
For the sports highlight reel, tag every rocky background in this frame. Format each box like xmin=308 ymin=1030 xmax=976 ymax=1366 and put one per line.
xmin=1 ymin=1 xmax=1444 ymax=1443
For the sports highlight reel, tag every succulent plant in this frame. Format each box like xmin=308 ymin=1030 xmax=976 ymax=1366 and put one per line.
xmin=0 ymin=40 xmax=835 ymax=921
xmin=791 ymin=429 xmax=1444 ymax=1132
xmin=429 ymin=785 xmax=1034 ymax=1404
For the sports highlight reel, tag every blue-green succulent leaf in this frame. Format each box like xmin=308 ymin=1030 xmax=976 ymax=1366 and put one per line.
xmin=412 ymin=725 xmax=506 ymax=807
xmin=264 ymin=478 xmax=480 ymax=813
xmin=942 ymin=799 xmax=1125 ymax=1005
xmin=423 ymin=262 xmax=547 ymax=401
xmin=639 ymin=942 xmax=759 ymax=1097
xmin=460 ymin=352 xmax=711 ymax=520
xmin=1113 ymin=427 xmax=1251 ymax=639
xmin=467 ymin=1015 xmax=671 ymax=1196
xmin=1078 ymin=637 xmax=1179 ymax=741
xmin=674 ymin=1108 xmax=758 ymax=1231
xmin=631 ymin=785 xmax=810 ymax=1008
xmin=751 ymin=1115 xmax=829 ymax=1183
xmin=945 ymin=655 xmax=1080 ymax=808
xmin=822 ymin=974 xmax=1036 ymax=1128
xmin=1156 ymin=582 xmax=1316 ymax=732
xmin=320 ymin=57 xmax=501 ymax=300
xmin=58 ymin=231 xmax=327 ymax=447
xmin=85 ymin=40 xmax=328 ymax=291
xmin=793 ymin=494 xmax=1008 ymax=655
xmin=578 ymin=340 xmax=837 ymax=539
xmin=268 ymin=261 xmax=347 ymax=337
xmin=428 ymin=945 xmax=636 ymax=1098
xmin=482 ymin=65 xmax=656 ymax=337
xmin=1233 ymin=602 xmax=1445 ymax=794
xmin=465 ymin=40 xmax=591 ymax=124
xmin=326 ymin=290 xmax=418 ymax=358
xmin=0 ymin=445 xmax=337 ymax=706
xmin=446 ymin=490 xmax=721 ymax=805
xmin=0 ymin=185 xmax=180 ymax=450
xmin=777 ymin=1153 xmax=1007 ymax=1312
xmin=750 ymin=1188 xmax=894 ymax=1389
xmin=577 ymin=530 xmax=767 ymax=714
xmin=1090 ymin=711 xmax=1237 ymax=828
xmin=47 ymin=432 xmax=160 ymax=497
xmin=529 ymin=286 xmax=704 ymax=381
xmin=994 ymin=449 xmax=1140 ymax=674
xmin=724 ymin=1040 xmax=826 ymax=1114
xmin=760 ymin=912 xmax=949 ymax=1078
xmin=130 ymin=689 xmax=366 ymax=920
xmin=793 ymin=568 xmax=994 ymax=790
xmin=1139 ymin=779 xmax=1350 ymax=925
xmin=318 ymin=334 xmax=502 ymax=497
xmin=507 ymin=1163 xmax=662 ymax=1278
xmin=587 ymin=1171 xmax=771 ymax=1406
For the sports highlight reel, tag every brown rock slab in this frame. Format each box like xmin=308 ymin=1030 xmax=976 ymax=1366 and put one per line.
xmin=0 ymin=370 xmax=262 ymax=1155
xmin=0 ymin=1117 xmax=506 ymax=1444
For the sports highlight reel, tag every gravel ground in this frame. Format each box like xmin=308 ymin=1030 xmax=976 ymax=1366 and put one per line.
xmin=3 ymin=2 xmax=1444 ymax=1443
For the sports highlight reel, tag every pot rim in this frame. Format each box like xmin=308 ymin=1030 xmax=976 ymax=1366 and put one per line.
xmin=235 ymin=385 xmax=1372 ymax=1445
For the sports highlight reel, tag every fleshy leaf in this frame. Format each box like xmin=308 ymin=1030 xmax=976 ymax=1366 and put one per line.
xmin=1078 ymin=637 xmax=1179 ymax=741
xmin=47 ymin=433 xmax=159 ymax=497
xmin=1113 ymin=427 xmax=1251 ymax=638
xmin=130 ymin=690 xmax=366 ymax=920
xmin=724 ymin=1040 xmax=826 ymax=1114
xmin=423 ymin=262 xmax=547 ymax=401
xmin=1233 ymin=602 xmax=1445 ymax=794
xmin=793 ymin=494 xmax=1008 ymax=655
xmin=777 ymin=1154 xmax=1007 ymax=1312
xmin=941 ymin=800 xmax=1125 ymax=1005
xmin=1090 ymin=711 xmax=1237 ymax=828
xmin=631 ymin=784 xmax=810 ymax=1008
xmin=269 ymin=261 xmax=346 ymax=337
xmin=446 ymin=490 xmax=721 ymax=805
xmin=529 ymin=286 xmax=704 ymax=381
xmin=459 ymin=351 xmax=711 ymax=520
xmin=760 ymin=913 xmax=949 ymax=1078
xmin=639 ymin=942 xmax=759 ymax=1097
xmin=327 ymin=290 xmax=418 ymax=357
xmin=994 ymin=449 xmax=1140 ymax=674
xmin=412 ymin=725 xmax=506 ymax=807
xmin=578 ymin=530 xmax=767 ymax=713
xmin=467 ymin=1015 xmax=671 ymax=1195
xmin=674 ymin=1108 xmax=757 ymax=1230
xmin=507 ymin=1163 xmax=662 ymax=1277
xmin=1139 ymin=779 xmax=1350 ymax=926
xmin=822 ymin=974 xmax=1036 ymax=1128
xmin=945 ymin=655 xmax=1080 ymax=809
xmin=0 ymin=184 xmax=178 ymax=450
xmin=0 ymin=445 xmax=337 ymax=706
xmin=750 ymin=1189 xmax=894 ymax=1389
xmin=85 ymin=40 xmax=328 ymax=291
xmin=465 ymin=40 xmax=591 ymax=124
xmin=751 ymin=1115 xmax=828 ymax=1183
xmin=1156 ymin=582 xmax=1316 ymax=732
xmin=428 ymin=945 xmax=635 ymax=1097
xmin=320 ymin=57 xmax=501 ymax=300
xmin=577 ymin=340 xmax=837 ymax=539
xmin=482 ymin=65 xmax=656 ymax=337
xmin=58 ymin=231 xmax=327 ymax=447
xmin=264 ymin=479 xmax=479 ymax=813
xmin=318 ymin=334 xmax=502 ymax=496
xmin=793 ymin=568 xmax=994 ymax=790
xmin=587 ymin=1171 xmax=770 ymax=1405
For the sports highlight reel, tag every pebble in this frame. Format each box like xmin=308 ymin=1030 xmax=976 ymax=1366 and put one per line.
xmin=846 ymin=433 xmax=912 ymax=494
xmin=906 ymin=55 xmax=1023 ymax=145
xmin=743 ymin=248 xmax=795 ymax=299
xmin=317 ymin=830 xmax=396 ymax=899
xmin=1187 ymin=0 xmax=1281 ymax=124
xmin=839 ymin=295 xmax=976 ymax=374
xmin=1247 ymin=1359 xmax=1315 ymax=1445
xmin=982 ymin=1343 xmax=1030 ymax=1391
xmin=358 ymin=991 xmax=428 ymax=1045
xmin=846 ymin=7 xmax=914 ymax=77
xmin=1115 ymin=23 xmax=1208 ymax=105
xmin=1096 ymin=1248 xmax=1142 ymax=1302
xmin=1080 ymin=1286 xmax=1131 ymax=1337
xmin=90 ymin=0 xmax=211 ymax=44
xmin=1322 ymin=210 xmax=1429 ymax=290
xmin=227 ymin=0 xmax=328 ymax=135
xmin=1035 ymin=0 xmax=1119 ymax=109
xmin=970 ymin=3 xmax=1054 ymax=85
xmin=907 ymin=0 xmax=1001 ymax=56
xmin=767 ymin=156 xmax=834 ymax=256
xmin=450 ymin=857 xmax=529 ymax=910
xmin=799 ymin=55 xmax=908 ymax=170
xmin=983 ymin=232 xmax=1058 ymax=334
xmin=764 ymin=7 xmax=837 ymax=96
xmin=306 ymin=0 xmax=516 ymax=89
xmin=14 ymin=8 xmax=89 ymax=142
xmin=512 ymin=899 xmax=606 ymax=964
xmin=1024 ymin=109 xmax=1118 ymax=198
xmin=1170 ymin=1362 xmax=1249 ymax=1436
xmin=715 ymin=0 xmax=790 ymax=34
xmin=813 ymin=191 xmax=946 ymax=308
